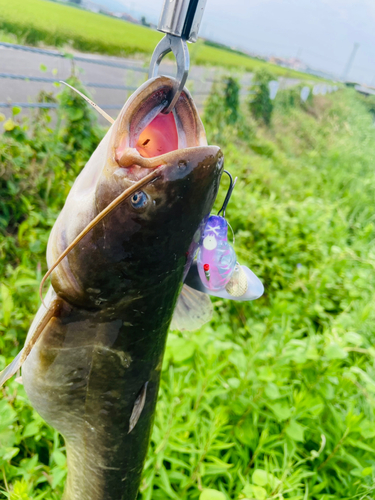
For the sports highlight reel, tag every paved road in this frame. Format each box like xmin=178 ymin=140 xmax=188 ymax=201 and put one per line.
xmin=0 ymin=43 xmax=300 ymax=125
xmin=0 ymin=44 xmax=227 ymax=124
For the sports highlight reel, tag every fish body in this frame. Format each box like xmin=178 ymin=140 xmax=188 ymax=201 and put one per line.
xmin=6 ymin=77 xmax=223 ymax=499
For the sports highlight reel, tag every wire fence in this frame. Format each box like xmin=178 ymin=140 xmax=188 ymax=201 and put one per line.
xmin=0 ymin=42 xmax=339 ymax=112
xmin=0 ymin=42 xmax=149 ymax=73
xmin=0 ymin=42 xmax=220 ymax=111
xmin=0 ymin=72 xmax=139 ymax=91
xmin=0 ymin=102 xmax=124 ymax=110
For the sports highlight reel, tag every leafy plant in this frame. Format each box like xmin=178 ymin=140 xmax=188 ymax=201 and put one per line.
xmin=249 ymin=68 xmax=275 ymax=125
xmin=58 ymin=76 xmax=103 ymax=173
xmin=224 ymin=77 xmax=240 ymax=125
xmin=276 ymin=83 xmax=314 ymax=111
xmin=204 ymin=78 xmax=254 ymax=146
xmin=1 ymin=81 xmax=375 ymax=500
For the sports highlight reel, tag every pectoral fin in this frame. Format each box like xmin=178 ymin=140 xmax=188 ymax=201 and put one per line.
xmin=128 ymin=381 xmax=149 ymax=434
xmin=170 ymin=284 xmax=213 ymax=332
xmin=0 ymin=287 xmax=62 ymax=387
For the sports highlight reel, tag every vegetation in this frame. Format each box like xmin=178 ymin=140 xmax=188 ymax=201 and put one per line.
xmin=277 ymin=84 xmax=313 ymax=112
xmin=249 ymin=69 xmax=275 ymax=125
xmin=224 ymin=77 xmax=241 ymax=125
xmin=0 ymin=0 xmax=315 ymax=80
xmin=1 ymin=77 xmax=375 ymax=500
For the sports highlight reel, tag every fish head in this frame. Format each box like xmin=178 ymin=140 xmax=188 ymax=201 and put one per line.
xmin=48 ymin=76 xmax=223 ymax=308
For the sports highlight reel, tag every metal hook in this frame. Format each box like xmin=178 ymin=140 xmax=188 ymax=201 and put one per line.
xmin=218 ymin=170 xmax=238 ymax=218
xmin=148 ymin=34 xmax=190 ymax=114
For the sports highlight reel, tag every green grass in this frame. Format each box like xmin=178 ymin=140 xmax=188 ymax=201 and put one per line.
xmin=0 ymin=0 xmax=161 ymax=55
xmin=1 ymin=83 xmax=375 ymax=499
xmin=0 ymin=0 xmax=316 ymax=80
xmin=0 ymin=29 xmax=17 ymax=44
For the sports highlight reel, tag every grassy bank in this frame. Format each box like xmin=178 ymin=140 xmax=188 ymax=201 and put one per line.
xmin=0 ymin=0 xmax=314 ymax=80
xmin=1 ymin=82 xmax=375 ymax=499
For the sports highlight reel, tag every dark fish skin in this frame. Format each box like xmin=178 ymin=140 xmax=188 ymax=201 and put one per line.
xmin=20 ymin=77 xmax=224 ymax=499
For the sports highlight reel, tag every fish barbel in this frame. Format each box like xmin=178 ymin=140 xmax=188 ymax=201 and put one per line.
xmin=0 ymin=76 xmax=223 ymax=499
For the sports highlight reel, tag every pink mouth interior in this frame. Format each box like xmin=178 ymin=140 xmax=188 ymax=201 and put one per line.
xmin=135 ymin=113 xmax=178 ymax=158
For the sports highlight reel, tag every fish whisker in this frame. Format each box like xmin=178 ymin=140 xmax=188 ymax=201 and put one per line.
xmin=60 ymin=81 xmax=115 ymax=125
xmin=39 ymin=168 xmax=164 ymax=307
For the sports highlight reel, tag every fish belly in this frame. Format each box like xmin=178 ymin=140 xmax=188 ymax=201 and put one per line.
xmin=23 ymin=305 xmax=168 ymax=500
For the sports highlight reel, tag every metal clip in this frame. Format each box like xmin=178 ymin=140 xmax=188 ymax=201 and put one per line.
xmin=148 ymin=33 xmax=189 ymax=114
xmin=148 ymin=0 xmax=208 ymax=113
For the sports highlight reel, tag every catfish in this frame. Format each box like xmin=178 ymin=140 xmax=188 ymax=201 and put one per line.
xmin=0 ymin=76 xmax=223 ymax=500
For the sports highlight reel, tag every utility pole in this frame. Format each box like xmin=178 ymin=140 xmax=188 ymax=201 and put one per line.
xmin=341 ymin=43 xmax=359 ymax=82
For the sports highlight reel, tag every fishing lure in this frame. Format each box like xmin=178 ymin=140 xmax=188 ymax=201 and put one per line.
xmin=197 ymin=214 xmax=237 ymax=291
xmin=197 ymin=170 xmax=238 ymax=291
xmin=195 ymin=170 xmax=263 ymax=300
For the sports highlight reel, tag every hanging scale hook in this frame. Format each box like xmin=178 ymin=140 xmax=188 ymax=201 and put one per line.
xmin=149 ymin=0 xmax=208 ymax=114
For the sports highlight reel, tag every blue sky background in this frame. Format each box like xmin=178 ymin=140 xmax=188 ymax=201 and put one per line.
xmin=96 ymin=0 xmax=375 ymax=84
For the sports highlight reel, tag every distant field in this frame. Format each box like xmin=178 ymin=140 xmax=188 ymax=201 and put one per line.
xmin=0 ymin=0 xmax=315 ymax=80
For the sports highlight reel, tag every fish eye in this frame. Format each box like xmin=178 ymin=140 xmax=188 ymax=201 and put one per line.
xmin=130 ymin=191 xmax=148 ymax=209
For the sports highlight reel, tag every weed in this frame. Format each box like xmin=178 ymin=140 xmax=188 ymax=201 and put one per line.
xmin=1 ymin=82 xmax=375 ymax=499
xmin=249 ymin=68 xmax=275 ymax=125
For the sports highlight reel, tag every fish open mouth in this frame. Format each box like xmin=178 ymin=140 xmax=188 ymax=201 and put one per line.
xmin=132 ymin=112 xmax=178 ymax=158
xmin=42 ymin=76 xmax=223 ymax=309
xmin=113 ymin=76 xmax=207 ymax=181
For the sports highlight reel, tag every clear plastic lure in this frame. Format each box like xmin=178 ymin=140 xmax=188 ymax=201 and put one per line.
xmin=194 ymin=170 xmax=264 ymax=301
xmin=197 ymin=215 xmax=237 ymax=291
xmin=196 ymin=170 xmax=238 ymax=291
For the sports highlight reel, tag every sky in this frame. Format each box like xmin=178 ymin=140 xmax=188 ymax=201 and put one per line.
xmin=98 ymin=0 xmax=375 ymax=84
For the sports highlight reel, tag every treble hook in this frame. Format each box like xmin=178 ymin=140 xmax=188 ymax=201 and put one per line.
xmin=218 ymin=170 xmax=238 ymax=218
